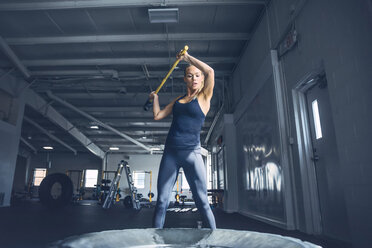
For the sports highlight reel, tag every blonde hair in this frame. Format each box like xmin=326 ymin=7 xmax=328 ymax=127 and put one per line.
xmin=184 ymin=64 xmax=205 ymax=98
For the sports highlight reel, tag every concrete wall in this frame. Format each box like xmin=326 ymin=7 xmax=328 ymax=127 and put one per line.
xmin=12 ymin=155 xmax=27 ymax=193
xmin=27 ymin=152 xmax=102 ymax=197
xmin=221 ymin=114 xmax=239 ymax=213
xmin=28 ymin=152 xmax=102 ymax=175
xmin=0 ymin=70 xmax=27 ymax=207
xmin=222 ymin=0 xmax=372 ymax=246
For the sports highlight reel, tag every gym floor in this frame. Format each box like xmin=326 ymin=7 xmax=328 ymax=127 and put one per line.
xmin=0 ymin=200 xmax=351 ymax=248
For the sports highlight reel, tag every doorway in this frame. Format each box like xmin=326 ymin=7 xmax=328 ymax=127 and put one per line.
xmin=292 ymin=71 xmax=350 ymax=240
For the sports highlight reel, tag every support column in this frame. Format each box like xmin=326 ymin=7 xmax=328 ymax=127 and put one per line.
xmin=0 ymin=70 xmax=27 ymax=207
xmin=223 ymin=114 xmax=239 ymax=213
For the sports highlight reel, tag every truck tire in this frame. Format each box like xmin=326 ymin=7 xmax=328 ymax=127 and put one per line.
xmin=39 ymin=173 xmax=73 ymax=208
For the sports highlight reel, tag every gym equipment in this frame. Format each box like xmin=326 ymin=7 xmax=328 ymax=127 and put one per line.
xmin=123 ymin=195 xmax=133 ymax=209
xmin=148 ymin=192 xmax=154 ymax=199
xmin=207 ymin=189 xmax=224 ymax=208
xmin=143 ymin=45 xmax=189 ymax=111
xmin=123 ymin=193 xmax=152 ymax=209
xmin=146 ymin=171 xmax=153 ymax=203
xmin=103 ymin=161 xmax=125 ymax=209
xmin=174 ymin=171 xmax=194 ymax=207
xmin=38 ymin=173 xmax=73 ymax=208
xmin=66 ymin=170 xmax=85 ymax=202
xmin=173 ymin=172 xmax=181 ymax=206
xmin=97 ymin=170 xmax=117 ymax=203
xmin=123 ymin=171 xmax=154 ymax=209
xmin=123 ymin=161 xmax=141 ymax=210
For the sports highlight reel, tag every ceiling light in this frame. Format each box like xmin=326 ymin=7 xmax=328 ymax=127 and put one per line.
xmin=109 ymin=147 xmax=119 ymax=151
xmin=148 ymin=8 xmax=179 ymax=23
xmin=306 ymin=78 xmax=315 ymax=84
xmin=43 ymin=146 xmax=54 ymax=150
xmin=90 ymin=125 xmax=99 ymax=129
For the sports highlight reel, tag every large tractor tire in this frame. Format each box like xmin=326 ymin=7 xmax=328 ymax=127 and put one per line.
xmin=39 ymin=173 xmax=73 ymax=208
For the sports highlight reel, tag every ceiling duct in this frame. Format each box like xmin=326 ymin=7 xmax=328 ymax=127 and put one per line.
xmin=46 ymin=91 xmax=153 ymax=153
xmin=148 ymin=8 xmax=179 ymax=23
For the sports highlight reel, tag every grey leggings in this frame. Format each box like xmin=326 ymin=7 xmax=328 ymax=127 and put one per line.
xmin=152 ymin=148 xmax=216 ymax=229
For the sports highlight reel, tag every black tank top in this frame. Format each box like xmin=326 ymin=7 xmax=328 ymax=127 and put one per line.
xmin=165 ymin=95 xmax=206 ymax=150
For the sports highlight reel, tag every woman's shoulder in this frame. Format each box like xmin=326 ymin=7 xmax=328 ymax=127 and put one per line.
xmin=175 ymin=94 xmax=184 ymax=101
xmin=169 ymin=94 xmax=185 ymax=105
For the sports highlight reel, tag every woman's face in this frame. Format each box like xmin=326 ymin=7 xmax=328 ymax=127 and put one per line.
xmin=184 ymin=66 xmax=204 ymax=91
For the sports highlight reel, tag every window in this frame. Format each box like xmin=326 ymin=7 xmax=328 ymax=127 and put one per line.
xmin=33 ymin=168 xmax=47 ymax=186
xmin=311 ymin=99 xmax=323 ymax=139
xmin=133 ymin=171 xmax=145 ymax=189
xmin=85 ymin=169 xmax=98 ymax=188
xmin=181 ymin=171 xmax=190 ymax=190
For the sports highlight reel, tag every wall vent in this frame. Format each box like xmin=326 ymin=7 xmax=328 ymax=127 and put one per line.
xmin=148 ymin=8 xmax=179 ymax=23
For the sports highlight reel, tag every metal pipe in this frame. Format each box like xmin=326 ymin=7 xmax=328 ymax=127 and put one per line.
xmin=0 ymin=0 xmax=266 ymax=11
xmin=46 ymin=91 xmax=153 ymax=153
xmin=20 ymin=137 xmax=37 ymax=154
xmin=30 ymin=70 xmax=231 ymax=78
xmin=204 ymin=102 xmax=224 ymax=145
xmin=24 ymin=116 xmax=77 ymax=155
xmin=31 ymin=69 xmax=118 ymax=78
xmin=6 ymin=33 xmax=251 ymax=45
xmin=22 ymin=56 xmax=236 ymax=67
xmin=26 ymin=89 xmax=105 ymax=158
xmin=0 ymin=36 xmax=31 ymax=79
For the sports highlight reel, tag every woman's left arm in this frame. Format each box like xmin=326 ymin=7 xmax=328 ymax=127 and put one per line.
xmin=179 ymin=52 xmax=215 ymax=100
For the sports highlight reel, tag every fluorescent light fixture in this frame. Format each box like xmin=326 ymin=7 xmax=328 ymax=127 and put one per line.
xmin=148 ymin=8 xmax=179 ymax=23
xmin=151 ymin=147 xmax=163 ymax=151
xmin=306 ymin=78 xmax=314 ymax=84
xmin=311 ymin=99 xmax=323 ymax=139
xmin=109 ymin=147 xmax=119 ymax=151
xmin=90 ymin=125 xmax=99 ymax=129
xmin=43 ymin=146 xmax=54 ymax=150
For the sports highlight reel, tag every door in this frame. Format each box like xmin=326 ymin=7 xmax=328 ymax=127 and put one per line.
xmin=305 ymin=75 xmax=350 ymax=239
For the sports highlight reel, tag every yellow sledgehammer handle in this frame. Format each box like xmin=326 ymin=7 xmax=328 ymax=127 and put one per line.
xmin=155 ymin=45 xmax=188 ymax=94
xmin=143 ymin=45 xmax=189 ymax=111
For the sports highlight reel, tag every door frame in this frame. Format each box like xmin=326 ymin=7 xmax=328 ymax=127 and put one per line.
xmin=271 ymin=50 xmax=296 ymax=230
xmin=292 ymin=68 xmax=324 ymax=234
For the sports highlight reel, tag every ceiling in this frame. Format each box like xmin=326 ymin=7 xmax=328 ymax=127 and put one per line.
xmin=0 ymin=0 xmax=266 ymax=156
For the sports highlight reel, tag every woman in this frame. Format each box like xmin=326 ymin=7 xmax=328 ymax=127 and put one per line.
xmin=149 ymin=50 xmax=216 ymax=229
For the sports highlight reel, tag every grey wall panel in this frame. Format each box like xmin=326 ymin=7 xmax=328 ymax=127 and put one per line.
xmin=28 ymin=152 xmax=102 ymax=196
xmin=12 ymin=155 xmax=27 ymax=193
xmin=236 ymin=75 xmax=285 ymax=224
xmin=226 ymin=0 xmax=372 ymax=246
xmin=230 ymin=10 xmax=270 ymax=112
xmin=0 ymin=70 xmax=27 ymax=207
xmin=29 ymin=152 xmax=102 ymax=173
xmin=268 ymin=0 xmax=371 ymax=245
xmin=222 ymin=114 xmax=239 ymax=212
